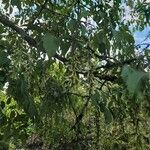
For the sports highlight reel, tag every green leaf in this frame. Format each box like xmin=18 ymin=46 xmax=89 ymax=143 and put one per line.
xmin=91 ymin=91 xmax=101 ymax=109
xmin=68 ymin=19 xmax=76 ymax=32
xmin=121 ymin=65 xmax=149 ymax=99
xmin=91 ymin=91 xmax=100 ymax=101
xmin=42 ymin=33 xmax=59 ymax=58
xmin=0 ymin=141 xmax=9 ymax=150
xmin=81 ymin=24 xmax=87 ymax=36
xmin=11 ymin=0 xmax=21 ymax=10
xmin=6 ymin=97 xmax=11 ymax=105
xmin=10 ymin=110 xmax=16 ymax=118
xmin=104 ymin=107 xmax=113 ymax=124
xmin=0 ymin=51 xmax=10 ymax=66
xmin=14 ymin=114 xmax=28 ymax=122
xmin=0 ymin=101 xmax=5 ymax=109
xmin=11 ymin=0 xmax=17 ymax=6
xmin=99 ymin=102 xmax=106 ymax=112
xmin=121 ymin=65 xmax=131 ymax=79
xmin=60 ymin=40 xmax=70 ymax=56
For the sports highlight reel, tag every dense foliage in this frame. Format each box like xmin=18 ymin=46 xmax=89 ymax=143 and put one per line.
xmin=0 ymin=0 xmax=150 ymax=149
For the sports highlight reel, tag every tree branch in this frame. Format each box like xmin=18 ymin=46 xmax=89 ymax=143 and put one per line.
xmin=0 ymin=12 xmax=67 ymax=63
xmin=95 ymin=57 xmax=139 ymax=70
xmin=70 ymin=81 xmax=106 ymax=131
xmin=0 ymin=13 xmax=143 ymax=79
xmin=76 ymin=70 xmax=118 ymax=82
xmin=0 ymin=13 xmax=37 ymax=47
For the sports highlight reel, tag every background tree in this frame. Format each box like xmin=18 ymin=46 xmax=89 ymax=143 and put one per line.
xmin=0 ymin=0 xmax=150 ymax=149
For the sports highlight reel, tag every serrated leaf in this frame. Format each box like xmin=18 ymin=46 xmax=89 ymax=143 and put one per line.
xmin=43 ymin=33 xmax=59 ymax=58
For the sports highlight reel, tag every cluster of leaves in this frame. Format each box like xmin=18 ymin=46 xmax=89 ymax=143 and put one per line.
xmin=0 ymin=0 xmax=150 ymax=149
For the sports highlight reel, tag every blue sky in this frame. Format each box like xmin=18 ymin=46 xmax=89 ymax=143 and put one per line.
xmin=134 ymin=27 xmax=150 ymax=45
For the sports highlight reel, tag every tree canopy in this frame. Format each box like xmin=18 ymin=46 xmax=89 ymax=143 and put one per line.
xmin=0 ymin=0 xmax=150 ymax=149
